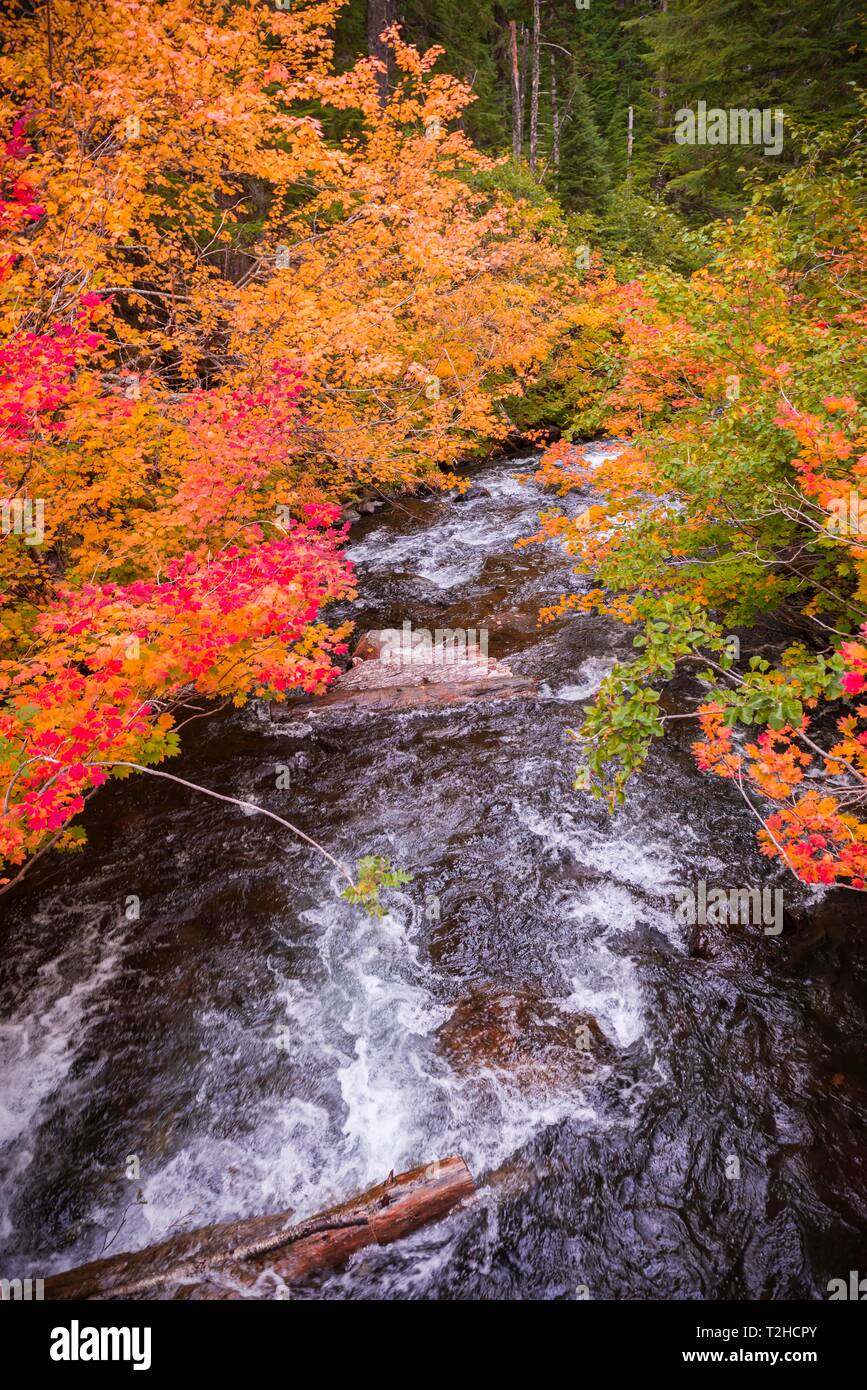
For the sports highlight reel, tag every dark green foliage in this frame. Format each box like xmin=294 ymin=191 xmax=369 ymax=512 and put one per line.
xmin=338 ymin=1 xmax=864 ymax=230
xmin=625 ymin=0 xmax=867 ymax=216
xmin=556 ymin=77 xmax=610 ymax=213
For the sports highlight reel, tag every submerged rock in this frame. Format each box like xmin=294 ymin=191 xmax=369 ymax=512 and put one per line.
xmin=486 ymin=607 xmax=542 ymax=636
xmin=436 ymin=986 xmax=613 ymax=1089
xmin=400 ymin=573 xmax=452 ymax=605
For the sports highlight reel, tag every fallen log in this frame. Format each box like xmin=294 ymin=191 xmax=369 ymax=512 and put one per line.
xmin=270 ymin=631 xmax=539 ymax=721
xmin=44 ymin=1156 xmax=475 ymax=1301
xmin=270 ymin=672 xmax=538 ymax=720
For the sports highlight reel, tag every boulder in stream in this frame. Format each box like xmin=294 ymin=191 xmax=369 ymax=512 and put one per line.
xmin=436 ymin=986 xmax=613 ymax=1090
xmin=453 ymin=484 xmax=490 ymax=501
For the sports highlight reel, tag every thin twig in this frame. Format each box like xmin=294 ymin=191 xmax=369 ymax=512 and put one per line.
xmin=30 ymin=758 xmax=357 ymax=889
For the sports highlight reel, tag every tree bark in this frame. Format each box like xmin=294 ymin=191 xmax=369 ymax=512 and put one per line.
xmin=550 ymin=55 xmax=560 ymax=173
xmin=508 ymin=21 xmax=522 ymax=160
xmin=44 ymin=1157 xmax=475 ymax=1300
xmin=655 ymin=0 xmax=668 ymax=128
xmin=367 ymin=0 xmax=394 ymax=107
xmin=271 ymin=671 xmax=538 ymax=721
xmin=529 ymin=0 xmax=541 ymax=174
xmin=520 ymin=26 xmax=528 ymax=156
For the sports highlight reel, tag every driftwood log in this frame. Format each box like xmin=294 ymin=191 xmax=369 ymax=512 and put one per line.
xmin=44 ymin=1156 xmax=475 ymax=1301
xmin=270 ymin=672 xmax=538 ymax=720
xmin=270 ymin=635 xmax=538 ymax=722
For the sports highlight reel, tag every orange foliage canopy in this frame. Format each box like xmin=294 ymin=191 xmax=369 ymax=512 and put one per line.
xmin=0 ymin=1 xmax=569 ymax=883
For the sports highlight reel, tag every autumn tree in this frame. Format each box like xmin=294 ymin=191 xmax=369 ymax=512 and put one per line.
xmin=0 ymin=0 xmax=570 ymax=891
xmin=525 ymin=116 xmax=867 ymax=889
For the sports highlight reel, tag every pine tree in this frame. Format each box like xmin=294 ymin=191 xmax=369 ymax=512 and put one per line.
xmin=633 ymin=0 xmax=867 ymax=215
xmin=334 ymin=0 xmax=865 ymax=224
xmin=556 ymin=77 xmax=610 ymax=213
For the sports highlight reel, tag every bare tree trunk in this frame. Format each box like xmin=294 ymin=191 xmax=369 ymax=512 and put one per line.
xmin=367 ymin=0 xmax=393 ymax=107
xmin=627 ymin=103 xmax=634 ymax=173
xmin=529 ymin=0 xmax=540 ymax=174
xmin=655 ymin=0 xmax=668 ymax=128
xmin=550 ymin=55 xmax=560 ymax=173
xmin=508 ymin=21 xmax=522 ymax=160
xmin=519 ymin=25 xmax=528 ymax=154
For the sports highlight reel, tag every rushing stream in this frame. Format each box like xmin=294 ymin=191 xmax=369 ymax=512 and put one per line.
xmin=1 ymin=445 xmax=866 ymax=1299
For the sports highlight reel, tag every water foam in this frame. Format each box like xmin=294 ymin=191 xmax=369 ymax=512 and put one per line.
xmin=0 ymin=907 xmax=128 ymax=1244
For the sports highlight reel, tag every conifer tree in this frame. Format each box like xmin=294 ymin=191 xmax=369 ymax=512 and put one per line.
xmin=556 ymin=76 xmax=610 ymax=213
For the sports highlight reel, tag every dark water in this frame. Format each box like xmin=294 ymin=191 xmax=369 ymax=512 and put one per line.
xmin=1 ymin=447 xmax=865 ymax=1299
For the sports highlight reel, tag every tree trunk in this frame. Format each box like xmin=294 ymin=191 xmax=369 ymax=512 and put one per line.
xmin=271 ymin=671 xmax=539 ymax=722
xmin=508 ymin=21 xmax=522 ymax=160
xmin=550 ymin=55 xmax=560 ymax=173
xmin=519 ymin=25 xmax=528 ymax=154
xmin=655 ymin=0 xmax=668 ymax=128
xmin=43 ymin=1157 xmax=475 ymax=1300
xmin=367 ymin=0 xmax=394 ymax=107
xmin=529 ymin=0 xmax=540 ymax=174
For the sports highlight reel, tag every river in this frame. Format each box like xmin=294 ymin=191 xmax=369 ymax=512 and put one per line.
xmin=1 ymin=444 xmax=865 ymax=1299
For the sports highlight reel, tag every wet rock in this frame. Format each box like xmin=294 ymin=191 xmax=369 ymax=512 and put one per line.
xmin=352 ymin=629 xmax=389 ymax=661
xmin=273 ymin=635 xmax=537 ymax=720
xmin=401 ymin=574 xmax=452 ymax=604
xmin=689 ymin=917 xmax=763 ymax=963
xmin=486 ymin=607 xmax=542 ymax=636
xmin=453 ymin=484 xmax=490 ymax=501
xmin=688 ymin=895 xmax=807 ymax=965
xmin=689 ymin=920 xmax=729 ymax=961
xmin=436 ymin=986 xmax=613 ymax=1089
xmin=483 ymin=1153 xmax=554 ymax=1201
